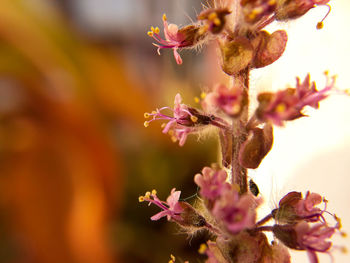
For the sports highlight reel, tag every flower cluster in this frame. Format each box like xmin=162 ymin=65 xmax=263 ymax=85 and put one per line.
xmin=140 ymin=0 xmax=346 ymax=262
xmin=255 ymin=73 xmax=337 ymax=126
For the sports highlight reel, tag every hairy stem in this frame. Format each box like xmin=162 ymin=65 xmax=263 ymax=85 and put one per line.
xmin=255 ymin=213 xmax=273 ymax=227
xmin=231 ymin=68 xmax=249 ymax=194
xmin=254 ymin=226 xmax=273 ymax=232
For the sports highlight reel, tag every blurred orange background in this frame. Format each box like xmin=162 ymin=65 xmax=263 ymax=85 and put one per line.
xmin=0 ymin=0 xmax=349 ymax=263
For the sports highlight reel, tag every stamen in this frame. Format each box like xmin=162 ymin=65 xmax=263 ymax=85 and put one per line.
xmin=151 ymin=189 xmax=157 ymax=195
xmin=144 ymin=121 xmax=149 ymax=127
xmin=145 ymin=191 xmax=151 ymax=198
xmin=144 ymin=112 xmax=150 ymax=118
xmin=155 ymin=27 xmax=160 ymax=34
xmin=147 ymin=31 xmax=154 ymax=37
xmin=316 ymin=4 xmax=331 ymax=30
xmin=169 ymin=254 xmax=176 ymax=263
xmin=194 ymin=96 xmax=200 ymax=103
xmin=163 ymin=13 xmax=167 ymax=21
xmin=161 ymin=123 xmax=166 ymax=128
xmin=171 ymin=136 xmax=177 ymax=143
xmin=138 ymin=196 xmax=145 ymax=202
xmin=200 ymin=92 xmax=207 ymax=99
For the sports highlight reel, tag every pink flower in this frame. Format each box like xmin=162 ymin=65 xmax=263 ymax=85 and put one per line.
xmin=256 ymin=73 xmax=336 ymax=126
xmin=148 ymin=14 xmax=203 ymax=64
xmin=194 ymin=167 xmax=231 ymax=201
xmin=294 ymin=192 xmax=325 ymax=221
xmin=144 ymin=93 xmax=229 ymax=146
xmin=296 ymin=222 xmax=335 ymax=263
xmin=202 ymin=84 xmax=247 ymax=117
xmin=273 ymin=191 xmax=326 ymax=224
xmin=212 ymin=189 xmax=259 ymax=234
xmin=140 ymin=188 xmax=183 ymax=222
xmin=273 ymin=221 xmax=338 ymax=263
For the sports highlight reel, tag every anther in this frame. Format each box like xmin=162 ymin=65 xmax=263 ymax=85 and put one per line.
xmin=276 ymin=103 xmax=286 ymax=113
xmin=213 ymin=18 xmax=221 ymax=26
xmin=194 ymin=97 xmax=200 ymax=103
xmin=138 ymin=196 xmax=145 ymax=202
xmin=155 ymin=27 xmax=160 ymax=34
xmin=152 ymin=110 xmax=157 ymax=114
xmin=198 ymin=24 xmax=209 ymax=35
xmin=163 ymin=14 xmax=167 ymax=21
xmin=147 ymin=31 xmax=154 ymax=37
xmin=151 ymin=189 xmax=157 ymax=195
xmin=200 ymin=92 xmax=207 ymax=99
xmin=208 ymin=12 xmax=218 ymax=21
xmin=316 ymin=22 xmax=323 ymax=30
xmin=171 ymin=136 xmax=177 ymax=143
xmin=198 ymin=243 xmax=207 ymax=254
xmin=144 ymin=121 xmax=149 ymax=127
xmin=161 ymin=123 xmax=166 ymax=128
xmin=191 ymin=115 xmax=198 ymax=122
xmin=231 ymin=104 xmax=241 ymax=114
xmin=144 ymin=112 xmax=150 ymax=118
xmin=145 ymin=191 xmax=151 ymax=198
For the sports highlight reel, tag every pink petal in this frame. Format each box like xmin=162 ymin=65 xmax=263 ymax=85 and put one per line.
xmin=173 ymin=48 xmax=183 ymax=65
xmin=151 ymin=210 xmax=169 ymax=221
xmin=167 ymin=189 xmax=181 ymax=207
xmin=307 ymin=250 xmax=319 ymax=263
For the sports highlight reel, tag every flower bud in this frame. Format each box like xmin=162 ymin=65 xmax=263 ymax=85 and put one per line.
xmin=219 ymin=37 xmax=254 ymax=75
xmin=239 ymin=123 xmax=273 ymax=169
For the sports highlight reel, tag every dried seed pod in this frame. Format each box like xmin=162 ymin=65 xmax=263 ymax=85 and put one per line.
xmin=219 ymin=37 xmax=254 ymax=75
xmin=252 ymin=30 xmax=288 ymax=68
xmin=239 ymin=123 xmax=273 ymax=169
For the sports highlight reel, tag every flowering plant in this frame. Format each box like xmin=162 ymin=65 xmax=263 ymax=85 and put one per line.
xmin=140 ymin=1 xmax=347 ymax=262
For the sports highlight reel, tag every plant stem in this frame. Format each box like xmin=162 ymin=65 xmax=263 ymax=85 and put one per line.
xmin=255 ymin=213 xmax=273 ymax=227
xmin=231 ymin=68 xmax=249 ymax=194
xmin=254 ymin=226 xmax=273 ymax=232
